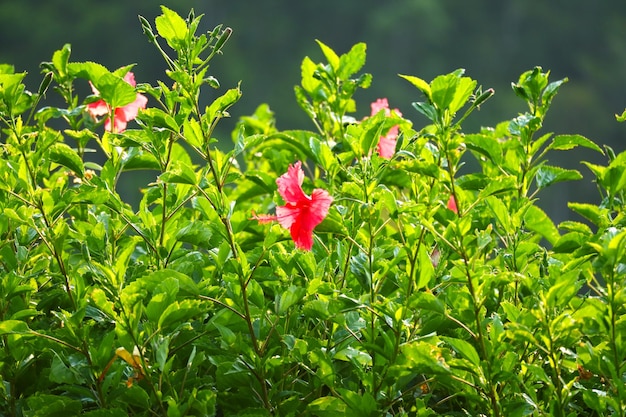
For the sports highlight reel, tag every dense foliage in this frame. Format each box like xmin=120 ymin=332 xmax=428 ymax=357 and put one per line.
xmin=1 ymin=7 xmax=626 ymax=416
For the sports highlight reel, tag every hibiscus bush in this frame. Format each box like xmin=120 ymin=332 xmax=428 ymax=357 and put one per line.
xmin=2 ymin=6 xmax=626 ymax=417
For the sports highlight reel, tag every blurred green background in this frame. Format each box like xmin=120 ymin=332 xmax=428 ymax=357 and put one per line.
xmin=1 ymin=0 xmax=625 ymax=221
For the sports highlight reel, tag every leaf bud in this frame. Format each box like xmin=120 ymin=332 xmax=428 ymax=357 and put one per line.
xmin=38 ymin=71 xmax=54 ymax=97
xmin=138 ymin=15 xmax=157 ymax=44
xmin=473 ymin=88 xmax=494 ymax=108
xmin=213 ymin=27 xmax=232 ymax=54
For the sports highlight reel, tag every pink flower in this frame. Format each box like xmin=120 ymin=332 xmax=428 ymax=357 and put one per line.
xmin=370 ymin=98 xmax=402 ymax=159
xmin=447 ymin=195 xmax=458 ymax=214
xmin=254 ymin=161 xmax=333 ymax=250
xmin=86 ymin=72 xmax=148 ymax=133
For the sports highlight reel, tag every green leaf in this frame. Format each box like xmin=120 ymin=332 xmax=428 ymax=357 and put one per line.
xmin=553 ymin=231 xmax=587 ymax=253
xmin=431 ymin=72 xmax=458 ymax=111
xmin=50 ymin=354 xmax=83 ymax=384
xmin=246 ymin=278 xmax=265 ymax=309
xmin=300 ymin=56 xmax=321 ymax=96
xmin=391 ymin=341 xmax=450 ymax=375
xmin=478 ymin=176 xmax=517 ymax=197
xmin=338 ymin=42 xmax=366 ymax=79
xmin=122 ymin=150 xmax=160 ymax=171
xmin=416 ymin=244 xmax=434 ymax=290
xmin=146 ymin=279 xmax=178 ymax=323
xmin=516 ymin=67 xmax=548 ymax=104
xmin=333 ymin=346 xmax=372 ymax=367
xmin=49 ymin=143 xmax=84 ymax=176
xmin=0 ymin=319 xmax=31 ymax=335
xmin=616 ymin=109 xmax=626 ymax=122
xmin=409 ymin=291 xmax=445 ymax=315
xmin=568 ymin=202 xmax=609 ymax=228
xmin=68 ymin=61 xmax=108 ymax=82
xmin=535 ymin=165 xmax=582 ymax=189
xmin=465 ymin=133 xmax=502 ymax=165
xmin=93 ymin=71 xmax=138 ymax=109
xmin=339 ymin=389 xmax=378 ymax=417
xmin=442 ymin=336 xmax=481 ymax=367
xmin=276 ymin=285 xmax=306 ymax=315
xmin=206 ymin=87 xmax=242 ymax=124
xmin=449 ymin=76 xmax=476 ymax=115
xmin=138 ymin=107 xmax=179 ymax=131
xmin=399 ymin=74 xmax=431 ymax=99
xmin=315 ymin=40 xmax=340 ymax=71
xmin=70 ymin=61 xmax=137 ymax=109
xmin=547 ymin=134 xmax=603 ymax=153
xmin=541 ymin=77 xmax=568 ymax=109
xmin=486 ymin=196 xmax=512 ymax=233
xmin=524 ymin=205 xmax=560 ymax=245
xmin=309 ymin=136 xmax=338 ymax=173
xmin=158 ymin=299 xmax=204 ymax=330
xmin=150 ymin=269 xmax=200 ymax=297
xmin=159 ymin=160 xmax=197 ymax=185
xmin=545 ymin=269 xmax=581 ymax=307
xmin=25 ymin=394 xmax=82 ymax=417
xmin=603 ymin=152 xmax=626 ymax=195
xmin=52 ymin=44 xmax=72 ymax=78
xmin=90 ymin=288 xmax=116 ymax=318
xmin=308 ymin=396 xmax=347 ymax=416
xmin=411 ymin=101 xmax=438 ymax=123
xmin=176 ymin=221 xmax=213 ymax=248
xmin=183 ymin=118 xmax=204 ymax=149
xmin=155 ymin=6 xmax=189 ymax=50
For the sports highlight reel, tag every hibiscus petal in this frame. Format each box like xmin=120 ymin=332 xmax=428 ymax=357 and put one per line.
xmin=123 ymin=71 xmax=137 ymax=87
xmin=290 ymin=220 xmax=315 ymax=250
xmin=119 ymin=93 xmax=148 ymax=122
xmin=275 ymin=203 xmax=300 ymax=229
xmin=86 ymin=100 xmax=109 ymax=118
xmin=276 ymin=161 xmax=308 ymax=203
xmin=447 ymin=195 xmax=458 ymax=214
xmin=370 ymin=98 xmax=390 ymax=116
xmin=377 ymin=134 xmax=397 ymax=159
xmin=306 ymin=189 xmax=333 ymax=227
xmin=88 ymin=81 xmax=100 ymax=96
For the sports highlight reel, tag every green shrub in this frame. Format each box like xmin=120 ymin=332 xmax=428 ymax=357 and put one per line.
xmin=1 ymin=6 xmax=625 ymax=417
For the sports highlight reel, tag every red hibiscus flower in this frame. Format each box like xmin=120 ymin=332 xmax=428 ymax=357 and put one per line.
xmin=86 ymin=72 xmax=148 ymax=133
xmin=370 ymin=98 xmax=402 ymax=159
xmin=447 ymin=195 xmax=458 ymax=214
xmin=254 ymin=161 xmax=333 ymax=250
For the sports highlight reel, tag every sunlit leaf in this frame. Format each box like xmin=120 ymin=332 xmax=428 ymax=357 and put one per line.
xmin=315 ymin=40 xmax=340 ymax=71
xmin=155 ymin=5 xmax=189 ymax=50
xmin=399 ymin=74 xmax=431 ymax=99
xmin=524 ymin=205 xmax=560 ymax=245
xmin=338 ymin=42 xmax=366 ymax=79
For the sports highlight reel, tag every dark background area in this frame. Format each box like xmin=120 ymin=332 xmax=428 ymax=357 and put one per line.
xmin=1 ymin=0 xmax=625 ymax=222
